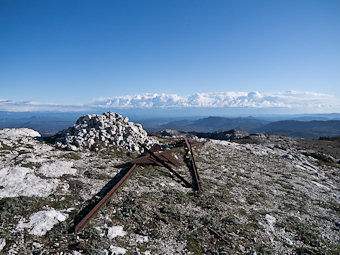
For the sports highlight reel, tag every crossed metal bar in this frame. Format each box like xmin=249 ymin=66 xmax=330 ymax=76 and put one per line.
xmin=184 ymin=137 xmax=202 ymax=192
xmin=74 ymin=138 xmax=202 ymax=232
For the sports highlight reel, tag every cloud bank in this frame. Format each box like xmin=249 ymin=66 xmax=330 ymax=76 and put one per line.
xmin=92 ymin=91 xmax=336 ymax=109
xmin=0 ymin=91 xmax=338 ymax=112
xmin=0 ymin=99 xmax=90 ymax=112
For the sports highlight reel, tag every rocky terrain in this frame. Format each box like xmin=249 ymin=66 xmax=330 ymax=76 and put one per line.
xmin=0 ymin=114 xmax=339 ymax=254
xmin=53 ymin=112 xmax=155 ymax=153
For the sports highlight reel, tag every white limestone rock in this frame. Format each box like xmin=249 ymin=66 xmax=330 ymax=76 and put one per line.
xmin=36 ymin=161 xmax=77 ymax=177
xmin=109 ymin=245 xmax=127 ymax=255
xmin=0 ymin=166 xmax=58 ymax=199
xmin=0 ymin=238 xmax=5 ymax=251
xmin=265 ymin=214 xmax=276 ymax=224
xmin=0 ymin=128 xmax=41 ymax=139
xmin=16 ymin=209 xmax=68 ymax=236
xmin=264 ymin=214 xmax=276 ymax=232
xmin=135 ymin=234 xmax=149 ymax=243
xmin=107 ymin=226 xmax=127 ymax=239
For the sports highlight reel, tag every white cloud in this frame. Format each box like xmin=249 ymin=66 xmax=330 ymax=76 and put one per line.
xmin=91 ymin=91 xmax=338 ymax=110
xmin=0 ymin=91 xmax=338 ymax=112
xmin=0 ymin=99 xmax=90 ymax=112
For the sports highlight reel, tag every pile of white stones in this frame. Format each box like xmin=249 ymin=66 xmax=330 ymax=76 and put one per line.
xmin=54 ymin=112 xmax=155 ymax=152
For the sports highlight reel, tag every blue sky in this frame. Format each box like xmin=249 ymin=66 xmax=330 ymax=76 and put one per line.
xmin=0 ymin=0 xmax=339 ymax=112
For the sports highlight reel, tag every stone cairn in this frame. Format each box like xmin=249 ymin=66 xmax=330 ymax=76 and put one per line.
xmin=54 ymin=112 xmax=155 ymax=152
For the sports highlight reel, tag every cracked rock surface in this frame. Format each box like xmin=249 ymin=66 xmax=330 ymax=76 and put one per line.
xmin=0 ymin=127 xmax=339 ymax=254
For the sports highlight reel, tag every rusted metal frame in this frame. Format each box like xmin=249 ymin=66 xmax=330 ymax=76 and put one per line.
xmin=130 ymin=155 xmax=158 ymax=165
xmin=188 ymin=140 xmax=205 ymax=147
xmin=75 ymin=163 xmax=138 ymax=232
xmin=130 ymin=150 xmax=181 ymax=167
xmin=160 ymin=151 xmax=182 ymax=167
xmin=149 ymin=144 xmax=162 ymax=153
xmin=133 ymin=143 xmax=183 ymax=166
xmin=74 ymin=141 xmax=203 ymax=232
xmin=139 ymin=143 xmax=191 ymax=188
xmin=184 ymin=137 xmax=202 ymax=192
xmin=131 ymin=143 xmax=177 ymax=164
xmin=129 ymin=144 xmax=161 ymax=165
xmin=184 ymin=138 xmax=200 ymax=182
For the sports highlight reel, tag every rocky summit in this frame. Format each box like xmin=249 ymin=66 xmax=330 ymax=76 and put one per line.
xmin=0 ymin=120 xmax=339 ymax=254
xmin=54 ymin=112 xmax=155 ymax=153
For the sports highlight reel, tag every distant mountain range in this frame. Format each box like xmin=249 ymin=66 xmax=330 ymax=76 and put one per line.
xmin=157 ymin=116 xmax=269 ymax=132
xmin=256 ymin=120 xmax=340 ymax=139
xmin=0 ymin=111 xmax=340 ymax=139
xmin=0 ymin=118 xmax=75 ymax=137
xmin=0 ymin=112 xmax=79 ymax=136
xmin=154 ymin=116 xmax=340 ymax=139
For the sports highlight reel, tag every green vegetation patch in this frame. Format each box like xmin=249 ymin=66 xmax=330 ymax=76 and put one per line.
xmin=67 ymin=179 xmax=84 ymax=192
xmin=302 ymin=152 xmax=333 ymax=164
xmin=295 ymin=245 xmax=340 ymax=255
xmin=61 ymin=152 xmax=82 ymax=160
xmin=0 ymin=142 xmax=13 ymax=151
xmin=21 ymin=162 xmax=42 ymax=169
xmin=0 ymin=197 xmax=31 ymax=220
xmin=277 ymin=216 xmax=323 ymax=247
xmin=315 ymin=200 xmax=340 ymax=213
xmin=185 ymin=234 xmax=203 ymax=254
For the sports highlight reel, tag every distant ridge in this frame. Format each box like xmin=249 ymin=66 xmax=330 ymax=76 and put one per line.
xmin=0 ymin=111 xmax=340 ymax=139
xmin=256 ymin=120 xmax=340 ymax=139
xmin=159 ymin=116 xmax=269 ymax=132
xmin=158 ymin=117 xmax=340 ymax=139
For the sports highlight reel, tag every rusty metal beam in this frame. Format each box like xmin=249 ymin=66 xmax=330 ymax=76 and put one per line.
xmin=130 ymin=155 xmax=159 ymax=165
xmin=149 ymin=144 xmax=162 ymax=153
xmin=160 ymin=151 xmax=182 ymax=167
xmin=130 ymin=152 xmax=179 ymax=166
xmin=75 ymin=163 xmax=138 ymax=232
xmin=139 ymin=143 xmax=191 ymax=188
xmin=131 ymin=146 xmax=182 ymax=167
xmin=184 ymin=137 xmax=202 ymax=192
xmin=74 ymin=140 xmax=204 ymax=232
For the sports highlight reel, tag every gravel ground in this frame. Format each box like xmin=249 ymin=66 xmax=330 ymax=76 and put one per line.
xmin=0 ymin=129 xmax=339 ymax=254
